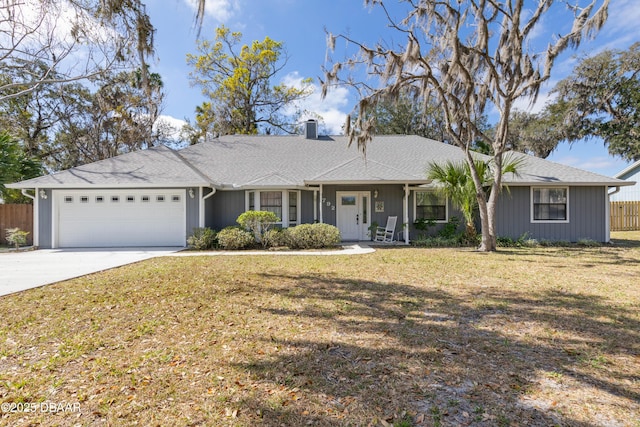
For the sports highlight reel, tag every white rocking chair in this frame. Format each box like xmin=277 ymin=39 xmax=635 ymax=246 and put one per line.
xmin=374 ymin=216 xmax=397 ymax=243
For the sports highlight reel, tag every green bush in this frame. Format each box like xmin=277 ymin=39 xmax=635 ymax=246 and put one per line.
xmin=285 ymin=223 xmax=341 ymax=249
xmin=5 ymin=228 xmax=29 ymax=249
xmin=263 ymin=228 xmax=288 ymax=248
xmin=438 ymin=216 xmax=461 ymax=239
xmin=237 ymin=210 xmax=280 ymax=248
xmin=412 ymin=235 xmax=463 ymax=248
xmin=216 ymin=227 xmax=255 ymax=250
xmin=187 ymin=227 xmax=217 ymax=250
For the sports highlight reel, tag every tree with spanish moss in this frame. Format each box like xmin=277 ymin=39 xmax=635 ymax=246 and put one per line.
xmin=323 ymin=0 xmax=609 ymax=251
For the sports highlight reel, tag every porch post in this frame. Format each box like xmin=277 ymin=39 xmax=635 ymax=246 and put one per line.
xmin=605 ymin=185 xmax=611 ymax=243
xmin=313 ymin=189 xmax=318 ymax=222
xmin=319 ymin=184 xmax=324 ymax=223
xmin=404 ymin=183 xmax=410 ymax=244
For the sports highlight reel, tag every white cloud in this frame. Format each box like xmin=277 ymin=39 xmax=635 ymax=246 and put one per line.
xmin=182 ymin=0 xmax=240 ymax=22
xmin=604 ymin=0 xmax=640 ymax=43
xmin=155 ymin=115 xmax=187 ymax=141
xmin=282 ymin=72 xmax=350 ymax=135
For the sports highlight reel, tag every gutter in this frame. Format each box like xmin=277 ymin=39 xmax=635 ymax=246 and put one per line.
xmin=199 ymin=186 xmax=217 ymax=228
xmin=608 ymin=186 xmax=621 ymax=197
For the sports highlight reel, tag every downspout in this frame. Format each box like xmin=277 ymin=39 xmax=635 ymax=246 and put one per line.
xmin=404 ymin=184 xmax=410 ymax=244
xmin=606 ymin=186 xmax=621 ymax=243
xmin=199 ymin=186 xmax=217 ymax=228
xmin=21 ymin=189 xmax=38 ymax=247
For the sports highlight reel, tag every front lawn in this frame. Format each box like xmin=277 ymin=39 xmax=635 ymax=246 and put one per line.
xmin=0 ymin=241 xmax=638 ymax=426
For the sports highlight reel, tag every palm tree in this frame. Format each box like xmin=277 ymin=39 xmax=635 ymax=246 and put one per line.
xmin=427 ymin=155 xmax=522 ymax=241
xmin=427 ymin=160 xmax=478 ymax=239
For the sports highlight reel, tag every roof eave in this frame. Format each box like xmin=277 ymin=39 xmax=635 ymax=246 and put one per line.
xmin=304 ymin=179 xmax=431 ymax=185
xmin=5 ymin=182 xmax=215 ymax=189
xmin=505 ymin=181 xmax=636 ymax=187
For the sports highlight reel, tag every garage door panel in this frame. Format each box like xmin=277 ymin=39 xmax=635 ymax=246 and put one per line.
xmin=56 ymin=190 xmax=186 ymax=247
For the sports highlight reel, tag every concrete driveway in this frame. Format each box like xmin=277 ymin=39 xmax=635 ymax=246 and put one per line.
xmin=0 ymin=248 xmax=180 ymax=297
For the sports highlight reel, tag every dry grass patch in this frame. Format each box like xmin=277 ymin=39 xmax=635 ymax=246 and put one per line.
xmin=0 ymin=240 xmax=639 ymax=426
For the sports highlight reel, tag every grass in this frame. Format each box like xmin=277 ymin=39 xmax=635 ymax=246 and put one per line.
xmin=0 ymin=232 xmax=639 ymax=426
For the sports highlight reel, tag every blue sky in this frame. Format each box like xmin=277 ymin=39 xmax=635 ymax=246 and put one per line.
xmin=145 ymin=0 xmax=638 ymax=177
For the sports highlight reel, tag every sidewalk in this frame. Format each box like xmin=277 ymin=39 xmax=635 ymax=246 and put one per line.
xmin=170 ymin=243 xmax=375 ymax=257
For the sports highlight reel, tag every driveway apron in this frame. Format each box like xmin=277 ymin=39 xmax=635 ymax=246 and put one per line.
xmin=0 ymin=248 xmax=179 ymax=297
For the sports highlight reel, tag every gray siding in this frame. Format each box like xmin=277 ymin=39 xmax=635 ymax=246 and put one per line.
xmin=185 ymin=187 xmax=200 ymax=235
xmin=205 ymin=190 xmax=245 ymax=230
xmin=38 ymin=189 xmax=52 ymax=248
xmin=300 ymin=190 xmax=315 ymax=224
xmin=495 ymin=186 xmax=607 ymax=242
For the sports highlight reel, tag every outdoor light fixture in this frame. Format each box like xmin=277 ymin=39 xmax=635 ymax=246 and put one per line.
xmin=188 ymin=188 xmax=195 ymax=198
xmin=374 ymin=190 xmax=379 ymax=198
xmin=39 ymin=189 xmax=47 ymax=199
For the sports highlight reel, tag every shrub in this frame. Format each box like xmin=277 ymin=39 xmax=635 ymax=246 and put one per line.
xmin=285 ymin=223 xmax=341 ymax=249
xmin=263 ymin=229 xmax=288 ymax=248
xmin=5 ymin=228 xmax=29 ymax=250
xmin=187 ymin=227 xmax=217 ymax=250
xmin=237 ymin=210 xmax=280 ymax=248
xmin=412 ymin=236 xmax=463 ymax=248
xmin=438 ymin=216 xmax=461 ymax=239
xmin=216 ymin=227 xmax=255 ymax=250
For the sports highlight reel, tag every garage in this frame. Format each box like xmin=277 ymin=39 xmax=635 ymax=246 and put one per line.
xmin=55 ymin=189 xmax=186 ymax=247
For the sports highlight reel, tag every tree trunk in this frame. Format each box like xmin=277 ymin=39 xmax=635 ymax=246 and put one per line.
xmin=476 ymin=194 xmax=496 ymax=251
xmin=463 ymin=150 xmax=497 ymax=252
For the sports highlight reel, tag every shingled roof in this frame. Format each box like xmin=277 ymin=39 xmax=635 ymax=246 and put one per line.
xmin=8 ymin=134 xmax=631 ymax=189
xmin=8 ymin=145 xmax=213 ymax=189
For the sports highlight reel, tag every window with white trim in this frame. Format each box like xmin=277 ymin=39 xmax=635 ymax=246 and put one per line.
xmin=245 ymin=190 xmax=300 ymax=227
xmin=532 ymin=187 xmax=568 ymax=222
xmin=414 ymin=191 xmax=447 ymax=222
xmin=288 ymin=191 xmax=299 ymax=226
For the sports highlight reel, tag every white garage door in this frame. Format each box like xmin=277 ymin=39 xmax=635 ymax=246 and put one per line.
xmin=55 ymin=190 xmax=186 ymax=247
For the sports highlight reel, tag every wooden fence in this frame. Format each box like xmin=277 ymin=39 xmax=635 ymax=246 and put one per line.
xmin=0 ymin=204 xmax=33 ymax=246
xmin=610 ymin=201 xmax=640 ymax=231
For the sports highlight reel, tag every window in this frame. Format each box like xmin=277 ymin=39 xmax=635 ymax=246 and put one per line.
xmin=96 ymin=196 xmax=104 ymax=203
xmin=156 ymin=195 xmax=165 ymax=202
xmin=64 ymin=196 xmax=73 ymax=203
xmin=171 ymin=195 xmax=181 ymax=202
xmin=260 ymin=191 xmax=282 ymax=219
xmin=341 ymin=196 xmax=356 ymax=205
xmin=289 ymin=191 xmax=298 ymax=226
xmin=248 ymin=191 xmax=255 ymax=211
xmin=126 ymin=196 xmax=135 ymax=203
xmin=111 ymin=196 xmax=120 ymax=202
xmin=415 ymin=191 xmax=447 ymax=222
xmin=80 ymin=196 xmax=89 ymax=203
xmin=245 ymin=190 xmax=300 ymax=226
xmin=532 ymin=187 xmax=568 ymax=222
xmin=141 ymin=195 xmax=150 ymax=202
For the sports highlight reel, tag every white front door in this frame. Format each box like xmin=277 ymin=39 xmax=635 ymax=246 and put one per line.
xmin=336 ymin=192 xmax=370 ymax=240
